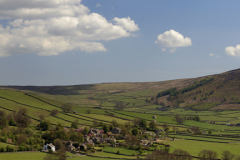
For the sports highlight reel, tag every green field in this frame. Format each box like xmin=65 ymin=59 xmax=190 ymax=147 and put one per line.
xmin=0 ymin=152 xmax=47 ymax=160
xmin=168 ymin=139 xmax=240 ymax=158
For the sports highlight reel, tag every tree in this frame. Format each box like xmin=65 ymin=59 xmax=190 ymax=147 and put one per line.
xmin=92 ymin=119 xmax=99 ymax=128
xmin=174 ymin=114 xmax=184 ymax=124
xmin=76 ymin=132 xmax=84 ymax=143
xmin=139 ymin=119 xmax=147 ymax=129
xmin=111 ymin=119 xmax=118 ymax=127
xmin=0 ymin=116 xmax=8 ymax=129
xmin=131 ymin=128 xmax=139 ymax=136
xmin=37 ymin=120 xmax=51 ymax=131
xmin=145 ymin=149 xmax=173 ymax=160
xmin=172 ymin=149 xmax=192 ymax=160
xmin=18 ymin=108 xmax=28 ymax=116
xmin=132 ymin=119 xmax=141 ymax=127
xmin=102 ymin=125 xmax=109 ymax=133
xmin=198 ymin=149 xmax=218 ymax=160
xmin=8 ymin=118 xmax=16 ymax=126
xmin=0 ymin=110 xmax=6 ymax=117
xmin=54 ymin=139 xmax=63 ymax=151
xmin=162 ymin=123 xmax=169 ymax=131
xmin=51 ymin=109 xmax=59 ymax=116
xmin=61 ymin=104 xmax=72 ymax=112
xmin=114 ymin=101 xmax=126 ymax=111
xmin=82 ymin=127 xmax=89 ymax=134
xmin=17 ymin=135 xmax=27 ymax=145
xmin=43 ymin=146 xmax=67 ymax=160
xmin=221 ymin=150 xmax=235 ymax=160
xmin=149 ymin=121 xmax=157 ymax=130
xmin=86 ymin=110 xmax=91 ymax=114
xmin=71 ymin=119 xmax=79 ymax=129
xmin=15 ymin=113 xmax=31 ymax=128
xmin=56 ymin=147 xmax=67 ymax=160
xmin=194 ymin=116 xmax=200 ymax=122
xmin=39 ymin=114 xmax=45 ymax=121
xmin=125 ymin=135 xmax=139 ymax=148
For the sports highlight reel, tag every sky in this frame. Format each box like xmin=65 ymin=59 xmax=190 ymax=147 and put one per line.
xmin=0 ymin=0 xmax=240 ymax=86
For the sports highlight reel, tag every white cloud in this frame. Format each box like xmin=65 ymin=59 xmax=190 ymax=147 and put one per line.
xmin=113 ymin=17 xmax=139 ymax=32
xmin=225 ymin=45 xmax=240 ymax=57
xmin=209 ymin=53 xmax=221 ymax=58
xmin=155 ymin=29 xmax=192 ymax=52
xmin=0 ymin=0 xmax=139 ymax=56
xmin=96 ymin=3 xmax=101 ymax=7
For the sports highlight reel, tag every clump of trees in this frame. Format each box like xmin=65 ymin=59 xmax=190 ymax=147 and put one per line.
xmin=50 ymin=109 xmax=59 ymax=116
xmin=61 ymin=104 xmax=72 ymax=112
xmin=174 ymin=114 xmax=184 ymax=124
xmin=146 ymin=149 xmax=192 ymax=160
xmin=114 ymin=101 xmax=127 ymax=111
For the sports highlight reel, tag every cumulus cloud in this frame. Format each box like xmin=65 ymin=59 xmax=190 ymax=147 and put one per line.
xmin=209 ymin=53 xmax=214 ymax=57
xmin=0 ymin=0 xmax=139 ymax=56
xmin=113 ymin=17 xmax=139 ymax=32
xmin=225 ymin=45 xmax=240 ymax=57
xmin=155 ymin=29 xmax=192 ymax=52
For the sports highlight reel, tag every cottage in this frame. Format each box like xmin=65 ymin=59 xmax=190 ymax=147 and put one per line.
xmin=79 ymin=144 xmax=87 ymax=150
xmin=43 ymin=143 xmax=55 ymax=152
xmin=89 ymin=128 xmax=101 ymax=136
xmin=111 ymin=127 xmax=121 ymax=134
xmin=93 ymin=137 xmax=100 ymax=143
xmin=84 ymin=136 xmax=90 ymax=142
xmin=68 ymin=143 xmax=75 ymax=151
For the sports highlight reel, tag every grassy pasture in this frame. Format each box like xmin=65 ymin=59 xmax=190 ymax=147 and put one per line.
xmin=168 ymin=139 xmax=240 ymax=158
xmin=171 ymin=134 xmax=240 ymax=143
xmin=0 ymin=152 xmax=47 ymax=160
xmin=0 ymin=142 xmax=16 ymax=148
xmin=79 ymin=113 xmax=130 ymax=124
xmin=70 ymin=156 xmax=125 ymax=160
xmin=91 ymin=152 xmax=142 ymax=159
xmin=103 ymin=147 xmax=152 ymax=156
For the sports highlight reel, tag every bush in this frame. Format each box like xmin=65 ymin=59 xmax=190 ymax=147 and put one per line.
xmin=50 ymin=109 xmax=59 ymax=116
xmin=117 ymin=150 xmax=120 ymax=154
xmin=6 ymin=145 xmax=14 ymax=152
xmin=0 ymin=147 xmax=5 ymax=152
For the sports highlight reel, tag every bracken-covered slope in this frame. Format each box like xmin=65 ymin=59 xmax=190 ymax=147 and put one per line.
xmin=157 ymin=68 xmax=240 ymax=110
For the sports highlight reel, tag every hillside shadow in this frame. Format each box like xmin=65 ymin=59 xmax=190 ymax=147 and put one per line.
xmin=3 ymin=84 xmax=95 ymax=95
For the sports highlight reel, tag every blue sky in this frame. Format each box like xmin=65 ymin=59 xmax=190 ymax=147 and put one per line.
xmin=0 ymin=0 xmax=240 ymax=86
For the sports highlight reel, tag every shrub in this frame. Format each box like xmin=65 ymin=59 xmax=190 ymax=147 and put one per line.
xmin=6 ymin=145 xmax=14 ymax=152
xmin=0 ymin=147 xmax=5 ymax=152
xmin=50 ymin=109 xmax=59 ymax=116
xmin=117 ymin=150 xmax=120 ymax=154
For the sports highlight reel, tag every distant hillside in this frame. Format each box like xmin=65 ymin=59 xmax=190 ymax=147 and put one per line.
xmin=0 ymin=79 xmax=196 ymax=110
xmin=155 ymin=68 xmax=240 ymax=110
xmin=2 ymin=68 xmax=240 ymax=111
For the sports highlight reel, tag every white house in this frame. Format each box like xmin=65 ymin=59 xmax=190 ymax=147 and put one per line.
xmin=43 ymin=143 xmax=55 ymax=152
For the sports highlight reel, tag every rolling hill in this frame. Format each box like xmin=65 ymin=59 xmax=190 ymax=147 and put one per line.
xmin=1 ymin=68 xmax=240 ymax=111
